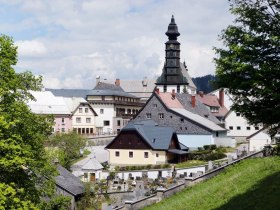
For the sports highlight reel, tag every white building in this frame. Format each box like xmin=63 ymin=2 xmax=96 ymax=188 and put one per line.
xmin=211 ymin=88 xmax=263 ymax=141
xmin=247 ymin=129 xmax=272 ymax=152
xmin=64 ymin=97 xmax=98 ymax=135
xmin=87 ymin=81 xmax=144 ymax=134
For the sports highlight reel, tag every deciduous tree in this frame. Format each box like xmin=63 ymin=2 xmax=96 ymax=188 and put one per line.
xmin=0 ymin=35 xmax=69 ymax=208
xmin=214 ymin=0 xmax=280 ymax=134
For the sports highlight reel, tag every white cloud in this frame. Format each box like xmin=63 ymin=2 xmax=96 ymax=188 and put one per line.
xmin=15 ymin=40 xmax=47 ymax=57
xmin=3 ymin=0 xmax=234 ymax=88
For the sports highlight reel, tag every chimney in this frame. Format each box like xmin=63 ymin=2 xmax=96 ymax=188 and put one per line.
xmin=219 ymin=88 xmax=224 ymax=107
xmin=191 ymin=95 xmax=196 ymax=108
xmin=115 ymin=78 xmax=120 ymax=86
xmin=142 ymin=76 xmax=147 ymax=87
xmin=155 ymin=88 xmax=160 ymax=94
xmin=96 ymin=76 xmax=100 ymax=85
xmin=198 ymin=91 xmax=204 ymax=97
xmin=172 ymin=89 xmax=176 ymax=99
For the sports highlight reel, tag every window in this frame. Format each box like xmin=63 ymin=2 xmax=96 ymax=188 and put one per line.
xmin=117 ymin=120 xmax=121 ymax=126
xmin=237 ymin=126 xmax=241 ymax=130
xmin=153 ymin=104 xmax=157 ymax=108
xmin=163 ymin=85 xmax=167 ymax=92
xmin=62 ymin=118 xmax=65 ymax=123
xmin=90 ymin=128 xmax=93 ymax=133
xmin=86 ymin=128 xmax=89 ymax=133
xmin=101 ymin=96 xmax=105 ymax=100
xmin=159 ymin=113 xmax=164 ymax=119
xmin=100 ymin=109 xmax=104 ymax=114
xmin=104 ymin=121 xmax=110 ymax=126
xmin=86 ymin=118 xmax=91 ymax=123
xmin=129 ymin=151 xmax=133 ymax=158
xmin=76 ymin=117 xmax=81 ymax=123
xmin=82 ymin=128 xmax=85 ymax=134
xmin=180 ymin=118 xmax=184 ymax=122
xmin=229 ymin=126 xmax=233 ymax=130
xmin=146 ymin=113 xmax=151 ymax=119
xmin=177 ymin=85 xmax=180 ymax=93
xmin=84 ymin=173 xmax=88 ymax=179
xmin=61 ymin=128 xmax=65 ymax=133
xmin=247 ymin=127 xmax=251 ymax=130
xmin=216 ymin=132 xmax=219 ymax=137
xmin=85 ymin=108 xmax=89 ymax=113
xmin=144 ymin=152 xmax=148 ymax=158
xmin=156 ymin=153 xmax=159 ymax=158
xmin=115 ymin=151 xmax=120 ymax=157
xmin=236 ymin=112 xmax=241 ymax=116
xmin=255 ymin=126 xmax=259 ymax=130
xmin=79 ymin=108 xmax=82 ymax=113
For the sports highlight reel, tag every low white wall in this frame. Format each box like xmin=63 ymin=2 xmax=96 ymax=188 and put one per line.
xmin=214 ymin=137 xmax=236 ymax=148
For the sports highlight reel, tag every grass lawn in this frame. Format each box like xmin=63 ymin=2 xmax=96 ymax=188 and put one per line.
xmin=175 ymin=160 xmax=206 ymax=168
xmin=143 ymin=157 xmax=280 ymax=210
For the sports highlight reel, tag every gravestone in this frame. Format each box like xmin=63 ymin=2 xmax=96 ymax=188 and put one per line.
xmin=208 ymin=161 xmax=213 ymax=171
xmin=228 ymin=155 xmax=233 ymax=163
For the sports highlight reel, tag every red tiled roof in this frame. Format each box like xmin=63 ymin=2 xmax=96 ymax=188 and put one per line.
xmin=156 ymin=92 xmax=184 ymax=109
xmin=196 ymin=94 xmax=220 ymax=107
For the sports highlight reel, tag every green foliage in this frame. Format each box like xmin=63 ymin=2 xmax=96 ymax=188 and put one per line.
xmin=46 ymin=132 xmax=87 ymax=169
xmin=40 ymin=195 xmax=71 ymax=210
xmin=77 ymin=182 xmax=105 ymax=210
xmin=0 ymin=34 xmax=59 ymax=207
xmin=144 ymin=157 xmax=280 ymax=210
xmin=0 ymin=183 xmax=39 ymax=210
xmin=214 ymin=0 xmax=280 ymax=133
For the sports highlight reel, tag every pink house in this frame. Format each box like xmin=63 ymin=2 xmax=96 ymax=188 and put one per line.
xmin=27 ymin=91 xmax=72 ymax=133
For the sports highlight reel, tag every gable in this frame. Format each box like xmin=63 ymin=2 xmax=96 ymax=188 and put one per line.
xmin=106 ymin=130 xmax=151 ymax=150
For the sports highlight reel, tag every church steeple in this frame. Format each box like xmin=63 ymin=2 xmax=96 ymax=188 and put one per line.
xmin=156 ymin=15 xmax=188 ymax=90
xmin=165 ymin=15 xmax=180 ymax=40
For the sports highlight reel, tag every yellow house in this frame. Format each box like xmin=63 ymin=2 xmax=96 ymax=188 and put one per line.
xmin=105 ymin=120 xmax=188 ymax=166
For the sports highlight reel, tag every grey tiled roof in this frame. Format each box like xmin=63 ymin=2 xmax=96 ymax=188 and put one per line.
xmin=94 ymin=82 xmax=124 ymax=91
xmin=175 ymin=93 xmax=220 ymax=124
xmin=88 ymin=82 xmax=139 ymax=98
xmin=171 ymin=108 xmax=226 ymax=131
xmin=122 ymin=120 xmax=183 ymax=150
xmin=55 ymin=165 xmax=85 ymax=196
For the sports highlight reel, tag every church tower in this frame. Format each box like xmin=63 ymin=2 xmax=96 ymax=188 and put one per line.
xmin=156 ymin=15 xmax=195 ymax=93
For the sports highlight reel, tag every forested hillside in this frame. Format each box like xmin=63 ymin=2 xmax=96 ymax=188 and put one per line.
xmin=192 ymin=74 xmax=216 ymax=93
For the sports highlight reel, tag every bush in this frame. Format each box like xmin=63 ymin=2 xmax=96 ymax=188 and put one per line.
xmin=204 ymin=151 xmax=226 ymax=161
xmin=146 ymin=164 xmax=152 ymax=169
xmin=152 ymin=165 xmax=161 ymax=169
xmin=161 ymin=163 xmax=170 ymax=169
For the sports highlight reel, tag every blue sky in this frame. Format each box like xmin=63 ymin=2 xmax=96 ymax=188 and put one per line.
xmin=0 ymin=0 xmax=233 ymax=88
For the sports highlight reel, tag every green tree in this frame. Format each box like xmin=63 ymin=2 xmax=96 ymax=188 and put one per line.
xmin=0 ymin=35 xmax=69 ymax=209
xmin=46 ymin=132 xmax=87 ymax=169
xmin=214 ymin=0 xmax=280 ymax=134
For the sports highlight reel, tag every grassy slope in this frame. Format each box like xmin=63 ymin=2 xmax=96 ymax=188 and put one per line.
xmin=143 ymin=157 xmax=280 ymax=210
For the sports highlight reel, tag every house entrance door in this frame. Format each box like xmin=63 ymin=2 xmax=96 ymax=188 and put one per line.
xmin=90 ymin=173 xmax=95 ymax=182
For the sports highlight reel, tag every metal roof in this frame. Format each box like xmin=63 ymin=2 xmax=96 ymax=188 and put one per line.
xmin=170 ymin=108 xmax=226 ymax=131
xmin=122 ymin=120 xmax=183 ymax=150
xmin=46 ymin=88 xmax=90 ymax=99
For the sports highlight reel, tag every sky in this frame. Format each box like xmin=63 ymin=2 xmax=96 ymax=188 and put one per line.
xmin=0 ymin=0 xmax=234 ymax=89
